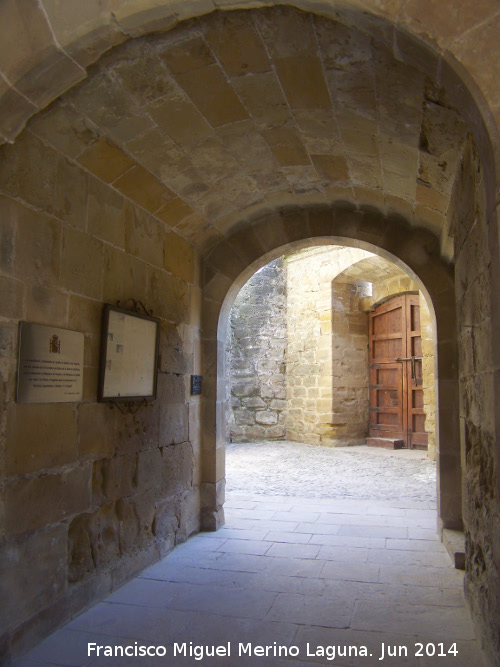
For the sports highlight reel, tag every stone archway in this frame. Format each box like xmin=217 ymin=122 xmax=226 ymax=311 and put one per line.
xmin=200 ymin=203 xmax=459 ymax=535
xmin=1 ymin=1 xmax=500 ymax=659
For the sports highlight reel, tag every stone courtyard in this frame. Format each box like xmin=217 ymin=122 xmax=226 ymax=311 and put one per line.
xmin=226 ymin=442 xmax=436 ymax=503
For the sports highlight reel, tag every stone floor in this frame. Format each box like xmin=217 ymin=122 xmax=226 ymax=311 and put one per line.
xmin=14 ymin=444 xmax=487 ymax=667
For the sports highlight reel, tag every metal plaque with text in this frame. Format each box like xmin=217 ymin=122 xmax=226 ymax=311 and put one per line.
xmin=17 ymin=322 xmax=84 ymax=403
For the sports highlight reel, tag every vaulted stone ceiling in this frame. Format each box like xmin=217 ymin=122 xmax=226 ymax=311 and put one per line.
xmin=23 ymin=7 xmax=469 ymax=258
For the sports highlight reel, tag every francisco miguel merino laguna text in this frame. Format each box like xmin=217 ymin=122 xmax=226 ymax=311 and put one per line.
xmin=88 ymin=640 xmax=460 ymax=661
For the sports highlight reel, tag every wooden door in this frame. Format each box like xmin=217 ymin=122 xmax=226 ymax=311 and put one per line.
xmin=368 ymin=294 xmax=428 ymax=449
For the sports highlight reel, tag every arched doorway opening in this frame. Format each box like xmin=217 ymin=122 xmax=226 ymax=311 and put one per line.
xmin=222 ymin=242 xmax=439 ymax=511
xmin=200 ymin=205 xmax=459 ymax=537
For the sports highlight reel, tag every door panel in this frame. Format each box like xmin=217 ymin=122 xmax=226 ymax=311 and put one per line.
xmin=368 ymin=294 xmax=428 ymax=449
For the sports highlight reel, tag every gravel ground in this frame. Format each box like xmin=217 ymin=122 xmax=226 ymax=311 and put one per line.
xmin=226 ymin=441 xmax=437 ymax=505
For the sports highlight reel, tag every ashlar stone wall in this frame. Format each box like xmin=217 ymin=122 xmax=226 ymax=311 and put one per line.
xmin=227 ymin=258 xmax=287 ymax=442
xmin=0 ymin=125 xmax=202 ymax=660
xmin=451 ymin=137 xmax=500 ymax=661
xmin=286 ymin=246 xmax=372 ymax=445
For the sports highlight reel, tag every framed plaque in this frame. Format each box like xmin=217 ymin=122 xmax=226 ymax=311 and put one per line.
xmin=98 ymin=304 xmax=160 ymax=402
xmin=17 ymin=322 xmax=84 ymax=403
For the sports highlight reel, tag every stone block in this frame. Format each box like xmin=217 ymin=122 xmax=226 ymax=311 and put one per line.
xmin=116 ymin=489 xmax=156 ymax=552
xmin=78 ymin=403 xmax=116 ymax=460
xmin=0 ymin=525 xmax=67 ymax=630
xmin=242 ymin=396 xmax=266 ymax=409
xmin=115 ymin=164 xmax=174 ymax=214
xmin=160 ymin=402 xmax=189 ymax=446
xmin=6 ymin=464 xmax=92 ymax=536
xmin=159 ymin=346 xmax=187 ymax=375
xmin=0 ymin=128 xmax=57 ymax=216
xmin=68 ymin=294 xmax=102 ymax=336
xmin=255 ymin=7 xmax=316 ymax=58
xmin=70 ymin=503 xmax=120 ymax=574
xmin=67 ymin=513 xmax=96 ymax=582
xmin=275 ymin=56 xmax=330 ymax=110
xmin=92 ymin=454 xmax=137 ymax=504
xmin=158 ymin=372 xmax=186 ymax=404
xmin=61 ymin=227 xmax=103 ymax=299
xmin=148 ymin=94 xmax=213 ymax=147
xmin=255 ymin=410 xmax=278 ymax=425
xmin=204 ymin=12 xmax=269 ymax=77
xmin=0 ymin=198 xmax=16 ymax=274
xmin=176 ymin=487 xmax=200 ymax=542
xmin=29 ymin=101 xmax=99 ymax=159
xmin=102 ymin=244 xmax=148 ymax=306
xmin=164 ymin=231 xmax=195 ymax=284
xmin=234 ymin=409 xmax=255 ymax=426
xmin=52 ymin=156 xmax=88 ymax=230
xmin=231 ymin=380 xmax=260 ymax=397
xmin=13 ymin=201 xmax=62 ymax=288
xmin=0 ymin=275 xmax=24 ymax=319
xmin=77 ymin=137 xmax=135 ymax=183
xmin=162 ymin=441 xmax=193 ymax=498
xmin=147 ymin=265 xmax=190 ymax=323
xmin=26 ymin=285 xmax=67 ymax=328
xmin=6 ymin=403 xmax=78 ymax=475
xmin=137 ymin=448 xmax=163 ymax=493
xmin=175 ymin=63 xmax=248 ymax=128
xmin=153 ymin=498 xmax=179 ymax=539
xmin=0 ymin=82 xmax=37 ymax=143
xmin=124 ymin=205 xmax=165 ymax=268
xmin=87 ymin=177 xmax=129 ymax=248
xmin=70 ymin=71 xmax=154 ymax=144
xmin=113 ymin=401 xmax=160 ymax=454
xmin=156 ymin=197 xmax=194 ymax=228
xmin=261 ymin=127 xmax=310 ymax=167
xmin=233 ymin=72 xmax=290 ymax=130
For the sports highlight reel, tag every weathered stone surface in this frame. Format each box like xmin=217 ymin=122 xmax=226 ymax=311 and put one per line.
xmin=29 ymin=101 xmax=99 ymax=159
xmin=147 ymin=266 xmax=190 ymax=323
xmin=115 ymin=405 xmax=161 ymax=456
xmin=61 ymin=227 xmax=103 ymax=299
xmin=164 ymin=232 xmax=195 ymax=283
xmin=124 ymin=205 xmax=165 ymax=268
xmin=175 ymin=64 xmax=249 ymax=128
xmin=162 ymin=442 xmax=193 ymax=498
xmin=102 ymin=244 xmax=148 ymax=305
xmin=11 ymin=204 xmax=62 ymax=289
xmin=92 ymin=454 xmax=137 ymax=505
xmin=114 ymin=164 xmax=174 ymax=213
xmin=6 ymin=464 xmax=92 ymax=536
xmin=160 ymin=403 xmax=189 ymax=446
xmin=0 ymin=525 xmax=67 ymax=629
xmin=116 ymin=489 xmax=156 ymax=553
xmin=25 ymin=285 xmax=67 ymax=327
xmin=78 ymin=403 xmax=116 ymax=460
xmin=53 ymin=156 xmax=88 ymax=230
xmin=137 ymin=449 xmax=163 ymax=493
xmin=7 ymin=404 xmax=78 ymax=475
xmin=148 ymin=94 xmax=213 ymax=147
xmin=87 ymin=177 xmax=129 ymax=248
xmin=176 ymin=487 xmax=200 ymax=542
xmin=77 ymin=137 xmax=136 ymax=183
xmin=0 ymin=133 xmax=58 ymax=213
xmin=0 ymin=275 xmax=24 ymax=320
